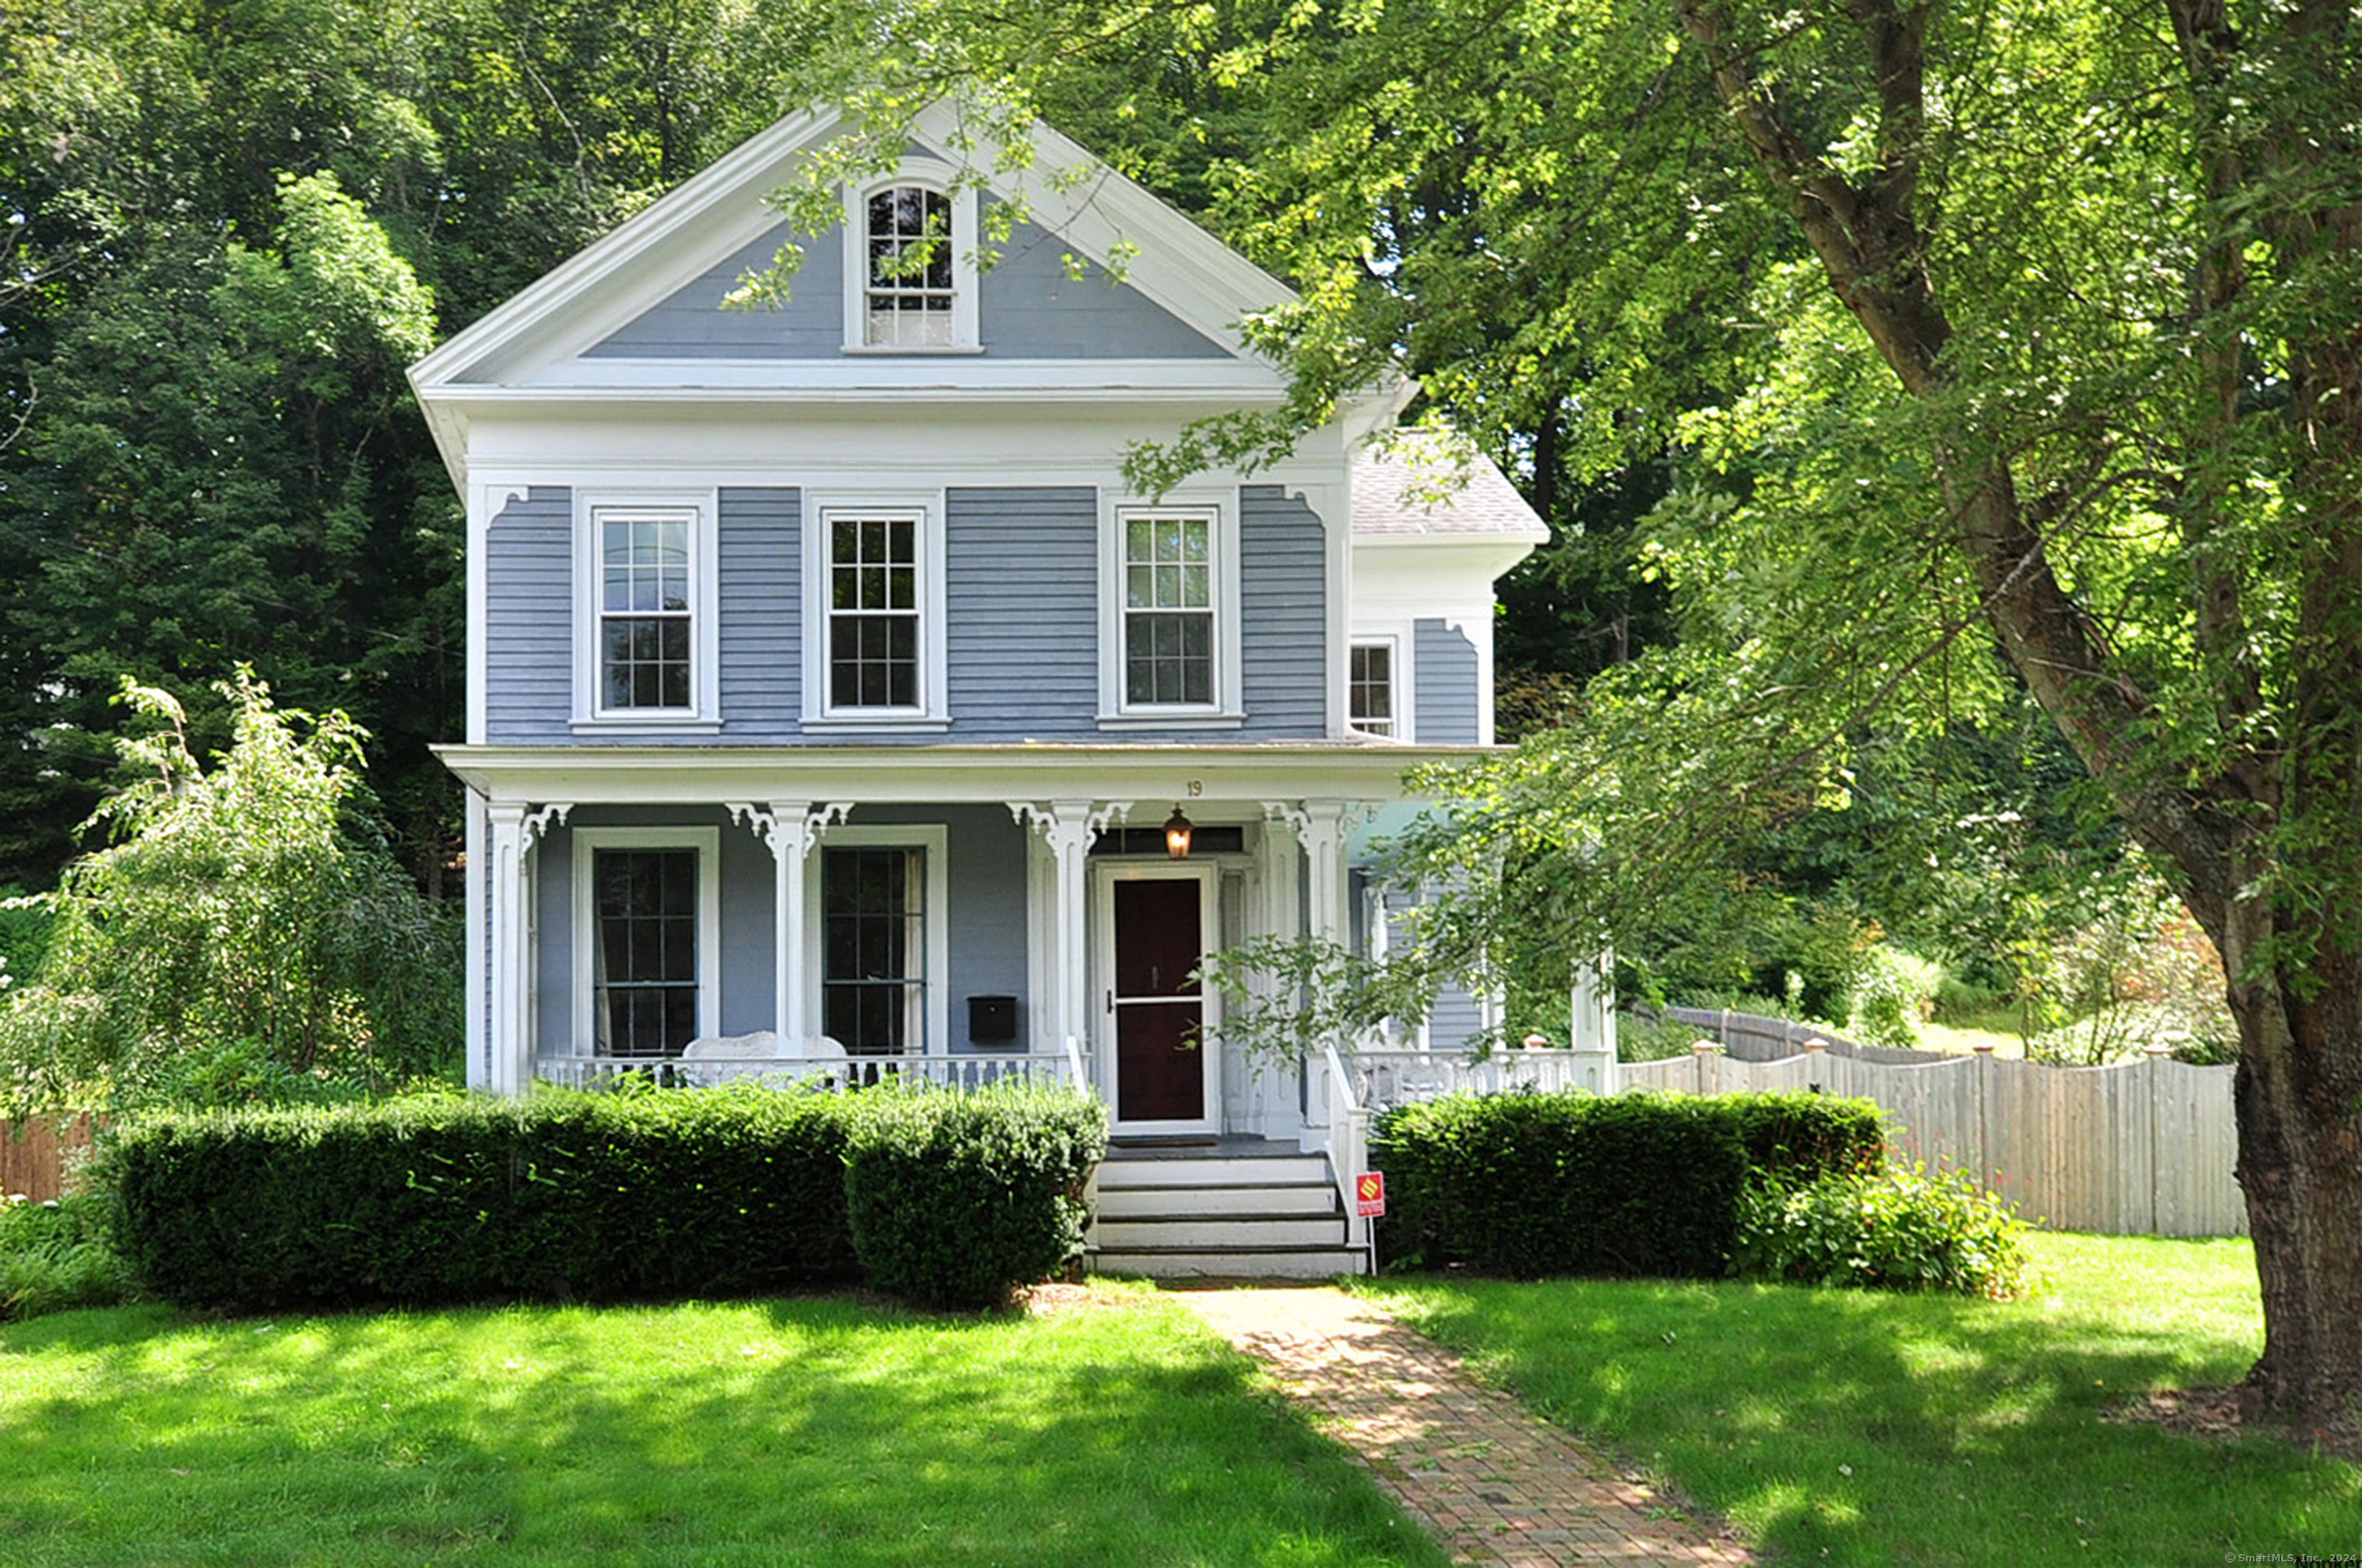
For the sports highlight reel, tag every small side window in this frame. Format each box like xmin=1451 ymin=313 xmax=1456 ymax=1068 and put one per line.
xmin=1350 ymin=642 xmax=1395 ymax=736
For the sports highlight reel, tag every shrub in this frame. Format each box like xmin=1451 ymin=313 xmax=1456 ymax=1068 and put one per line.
xmin=108 ymin=1086 xmax=863 ymax=1310
xmin=1372 ymin=1090 xmax=1882 ymax=1279
xmin=845 ymin=1082 xmax=1108 ymax=1310
xmin=1731 ymin=1162 xmax=2035 ymax=1298
xmin=1845 ymin=947 xmax=1943 ymax=1051
xmin=0 ymin=1192 xmax=134 ymax=1320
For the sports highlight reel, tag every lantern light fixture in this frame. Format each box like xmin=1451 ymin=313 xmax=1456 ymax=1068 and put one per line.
xmin=1163 ymin=804 xmax=1194 ymax=860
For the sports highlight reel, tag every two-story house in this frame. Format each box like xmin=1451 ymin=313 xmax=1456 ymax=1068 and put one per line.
xmin=411 ymin=100 xmax=1560 ymax=1274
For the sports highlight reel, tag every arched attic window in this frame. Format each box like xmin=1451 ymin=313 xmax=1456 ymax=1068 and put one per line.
xmin=843 ymin=171 xmax=980 ymax=352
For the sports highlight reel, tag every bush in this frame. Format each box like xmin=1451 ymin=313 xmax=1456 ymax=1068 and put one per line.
xmin=0 ymin=1192 xmax=134 ymax=1320
xmin=108 ymin=1086 xmax=863 ymax=1310
xmin=1730 ymin=1162 xmax=2035 ymax=1298
xmin=1846 ymin=947 xmax=1943 ymax=1051
xmin=845 ymin=1083 xmax=1109 ymax=1310
xmin=1371 ymin=1090 xmax=1884 ymax=1279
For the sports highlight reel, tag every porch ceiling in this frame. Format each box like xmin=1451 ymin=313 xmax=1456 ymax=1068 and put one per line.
xmin=432 ymin=740 xmax=1487 ymax=806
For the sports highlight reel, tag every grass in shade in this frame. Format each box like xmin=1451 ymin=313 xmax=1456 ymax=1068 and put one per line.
xmin=1362 ymin=1233 xmax=2360 ymax=1566
xmin=0 ymin=1286 xmax=1446 ymax=1568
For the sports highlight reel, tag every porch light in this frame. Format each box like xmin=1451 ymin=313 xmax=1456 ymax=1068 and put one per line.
xmin=1163 ymin=805 xmax=1195 ymax=859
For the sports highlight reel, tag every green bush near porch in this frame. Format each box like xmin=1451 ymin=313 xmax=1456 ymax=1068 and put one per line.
xmin=1372 ymin=1089 xmax=1885 ymax=1278
xmin=108 ymin=1085 xmax=867 ymax=1310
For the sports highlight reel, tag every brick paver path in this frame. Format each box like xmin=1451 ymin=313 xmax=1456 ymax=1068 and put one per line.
xmin=1174 ymin=1287 xmax=1753 ymax=1568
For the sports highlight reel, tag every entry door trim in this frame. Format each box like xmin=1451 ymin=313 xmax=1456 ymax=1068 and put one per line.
xmin=1093 ymin=861 xmax=1222 ymax=1134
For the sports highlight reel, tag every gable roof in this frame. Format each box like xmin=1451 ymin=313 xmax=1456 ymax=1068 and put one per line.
xmin=408 ymin=100 xmax=1365 ymax=482
xmin=1351 ymin=446 xmax=1551 ymax=542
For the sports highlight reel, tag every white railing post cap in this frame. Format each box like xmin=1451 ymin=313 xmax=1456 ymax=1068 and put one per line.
xmin=1690 ymin=1039 xmax=1721 ymax=1055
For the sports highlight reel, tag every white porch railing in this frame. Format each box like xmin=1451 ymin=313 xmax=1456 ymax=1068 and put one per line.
xmin=1342 ymin=1045 xmax=1611 ymax=1109
xmin=532 ymin=1050 xmax=1082 ymax=1094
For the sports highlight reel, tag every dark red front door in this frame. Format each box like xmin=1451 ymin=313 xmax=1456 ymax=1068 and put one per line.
xmin=1112 ymin=878 xmax=1205 ymax=1123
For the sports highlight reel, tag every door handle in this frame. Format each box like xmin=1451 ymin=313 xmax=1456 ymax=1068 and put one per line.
xmin=1105 ymin=990 xmax=1113 ymax=1014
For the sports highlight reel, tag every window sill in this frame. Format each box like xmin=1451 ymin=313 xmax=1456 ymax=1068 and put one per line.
xmin=840 ymin=343 xmax=987 ymax=357
xmin=572 ymin=715 xmax=726 ymax=735
xmin=1095 ymin=712 xmax=1246 ymax=732
xmin=801 ymin=714 xmax=954 ymax=734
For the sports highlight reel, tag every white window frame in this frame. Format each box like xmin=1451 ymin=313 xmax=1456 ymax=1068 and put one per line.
xmin=803 ymin=824 xmax=951 ymax=1056
xmin=801 ymin=490 xmax=950 ymax=731
xmin=1347 ymin=621 xmax=1420 ymax=740
xmin=1099 ymin=498 xmax=1243 ymax=727
xmin=1348 ymin=635 xmax=1400 ymax=738
xmin=573 ymin=491 xmax=721 ymax=731
xmin=570 ymin=826 xmax=722 ymax=1056
xmin=841 ymin=163 xmax=981 ymax=354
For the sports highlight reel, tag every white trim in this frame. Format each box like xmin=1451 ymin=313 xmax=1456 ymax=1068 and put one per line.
xmin=1099 ymin=494 xmax=1241 ymax=723
xmin=569 ymin=826 xmax=723 ymax=1055
xmin=801 ymin=490 xmax=949 ymax=727
xmin=841 ymin=161 xmax=981 ymax=352
xmin=804 ymin=823 xmax=952 ymax=1056
xmin=571 ymin=490 xmax=720 ymax=728
xmin=1093 ymin=859 xmax=1223 ymax=1134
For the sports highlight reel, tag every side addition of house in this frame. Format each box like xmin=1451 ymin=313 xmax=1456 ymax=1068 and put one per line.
xmin=410 ymin=100 xmax=1552 ymax=1275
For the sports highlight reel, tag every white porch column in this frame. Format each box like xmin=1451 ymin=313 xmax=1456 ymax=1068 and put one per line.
xmin=486 ymin=802 xmax=570 ymax=1095
xmin=729 ymin=800 xmax=850 ymax=1045
xmin=1009 ymin=800 xmax=1128 ymax=1055
xmin=464 ymin=791 xmax=487 ymax=1089
xmin=1570 ymin=949 xmax=1620 ymax=1095
xmin=1297 ymin=798 xmax=1363 ymax=943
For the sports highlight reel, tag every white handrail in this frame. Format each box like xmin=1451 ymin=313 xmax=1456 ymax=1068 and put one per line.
xmin=1322 ymin=1041 xmax=1375 ymax=1274
xmin=1064 ymin=1034 xmax=1090 ymax=1094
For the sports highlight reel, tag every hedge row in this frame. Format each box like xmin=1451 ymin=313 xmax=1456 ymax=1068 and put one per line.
xmin=107 ymin=1081 xmax=1107 ymax=1312
xmin=1372 ymin=1089 xmax=1885 ymax=1279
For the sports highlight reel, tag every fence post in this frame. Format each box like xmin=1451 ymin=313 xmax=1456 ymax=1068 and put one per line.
xmin=1690 ymin=1039 xmax=1720 ymax=1096
xmin=1970 ymin=1042 xmax=1995 ymax=1190
xmin=2144 ymin=1043 xmax=2172 ymax=1235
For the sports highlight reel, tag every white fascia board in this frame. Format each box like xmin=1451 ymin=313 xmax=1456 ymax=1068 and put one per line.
xmin=491 ymin=358 xmax=1293 ymax=395
xmin=1352 ymin=534 xmax=1548 ymax=586
xmin=430 ymin=741 xmax=1490 ymax=807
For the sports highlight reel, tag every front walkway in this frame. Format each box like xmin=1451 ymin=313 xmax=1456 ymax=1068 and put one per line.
xmin=1174 ymin=1287 xmax=1753 ymax=1568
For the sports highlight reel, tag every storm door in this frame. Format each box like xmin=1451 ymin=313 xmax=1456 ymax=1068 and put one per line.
xmin=1100 ymin=867 xmax=1220 ymax=1130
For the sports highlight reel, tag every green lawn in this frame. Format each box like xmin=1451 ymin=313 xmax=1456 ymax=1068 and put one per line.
xmin=0 ymin=1289 xmax=1446 ymax=1568
xmin=1362 ymin=1233 xmax=2360 ymax=1566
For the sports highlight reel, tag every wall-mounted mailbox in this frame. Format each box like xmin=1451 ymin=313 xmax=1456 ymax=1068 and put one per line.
xmin=968 ymin=995 xmax=1018 ymax=1045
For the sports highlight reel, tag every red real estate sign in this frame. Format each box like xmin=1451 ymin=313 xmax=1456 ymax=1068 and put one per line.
xmin=1354 ymin=1171 xmax=1386 ymax=1218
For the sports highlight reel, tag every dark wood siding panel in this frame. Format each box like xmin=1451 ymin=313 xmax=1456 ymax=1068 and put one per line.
xmin=718 ymin=487 xmax=800 ymax=740
xmin=484 ymin=486 xmax=574 ymax=743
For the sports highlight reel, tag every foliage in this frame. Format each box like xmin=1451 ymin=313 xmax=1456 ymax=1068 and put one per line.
xmin=0 ymin=1191 xmax=134 ymax=1320
xmin=843 ymin=1082 xmax=1109 ymax=1310
xmin=105 ymin=1086 xmax=865 ymax=1310
xmin=2018 ymin=876 xmax=2237 ymax=1065
xmin=1845 ymin=947 xmax=1942 ymax=1053
xmin=0 ymin=672 xmax=459 ymax=1111
xmin=1371 ymin=1090 xmax=1881 ymax=1279
xmin=1731 ymin=1165 xmax=2035 ymax=1300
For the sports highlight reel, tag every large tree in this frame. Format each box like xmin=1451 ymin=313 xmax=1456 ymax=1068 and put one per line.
xmin=778 ymin=0 xmax=2362 ymax=1425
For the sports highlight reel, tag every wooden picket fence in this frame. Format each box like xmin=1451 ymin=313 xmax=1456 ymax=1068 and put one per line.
xmin=0 ymin=1117 xmax=100 ymax=1203
xmin=1622 ymin=1047 xmax=2246 ymax=1237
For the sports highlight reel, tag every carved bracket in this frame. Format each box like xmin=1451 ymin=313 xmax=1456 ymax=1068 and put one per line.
xmin=521 ymin=802 xmax=573 ymax=845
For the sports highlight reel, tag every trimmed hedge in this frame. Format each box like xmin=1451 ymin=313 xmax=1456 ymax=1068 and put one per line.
xmin=1372 ymin=1089 xmax=1885 ymax=1279
xmin=845 ymin=1083 xmax=1109 ymax=1309
xmin=108 ymin=1086 xmax=863 ymax=1310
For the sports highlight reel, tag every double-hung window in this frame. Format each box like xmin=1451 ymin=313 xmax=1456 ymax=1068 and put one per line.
xmin=577 ymin=495 xmax=717 ymax=729
xmin=1350 ymin=641 xmax=1396 ymax=736
xmin=828 ymin=513 xmax=920 ymax=709
xmin=1123 ymin=512 xmax=1214 ymax=707
xmin=806 ymin=824 xmax=948 ymax=1054
xmin=573 ymin=827 xmax=720 ymax=1060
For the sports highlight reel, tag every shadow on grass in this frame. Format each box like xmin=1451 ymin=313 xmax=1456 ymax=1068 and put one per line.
xmin=1366 ymin=1236 xmax=2360 ymax=1567
xmin=0 ymin=1295 xmax=1447 ymax=1568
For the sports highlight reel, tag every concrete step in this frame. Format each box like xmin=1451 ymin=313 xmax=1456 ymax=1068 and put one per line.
xmin=1095 ymin=1213 xmax=1346 ymax=1250
xmin=1095 ymin=1180 xmax=1340 ymax=1219
xmin=1090 ymin=1244 xmax=1368 ymax=1281
xmin=1096 ymin=1155 xmax=1328 ymax=1188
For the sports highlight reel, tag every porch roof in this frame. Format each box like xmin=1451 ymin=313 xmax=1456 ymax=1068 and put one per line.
xmin=431 ymin=740 xmax=1492 ymax=807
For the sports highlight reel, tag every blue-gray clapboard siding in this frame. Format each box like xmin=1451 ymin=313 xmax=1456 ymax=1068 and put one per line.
xmin=485 ymin=487 xmax=575 ymax=743
xmin=1381 ymin=884 xmax=1487 ymax=1050
xmin=1413 ymin=617 xmax=1481 ymax=744
xmin=945 ymin=487 xmax=1100 ymax=737
xmin=485 ymin=483 xmax=1336 ymax=744
xmin=531 ymin=806 xmax=1026 ymax=1055
xmin=585 ymin=217 xmax=1231 ymax=361
xmin=1239 ymin=487 xmax=1328 ymax=738
xmin=718 ymin=488 xmax=801 ymax=737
